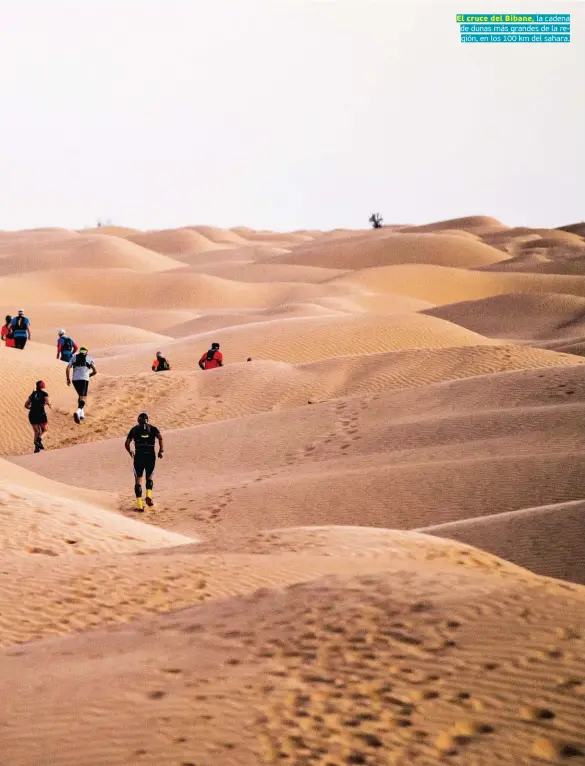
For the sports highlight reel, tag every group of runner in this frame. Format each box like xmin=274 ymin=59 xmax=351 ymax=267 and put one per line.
xmin=151 ymin=343 xmax=224 ymax=372
xmin=22 ymin=329 xmax=97 ymax=452
xmin=1 ymin=310 xmax=32 ymax=349
xmin=8 ymin=321 xmax=226 ymax=510
xmin=130 ymin=343 xmax=222 ymax=510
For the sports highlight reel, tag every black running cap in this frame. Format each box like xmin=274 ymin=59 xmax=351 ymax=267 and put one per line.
xmin=138 ymin=412 xmax=149 ymax=420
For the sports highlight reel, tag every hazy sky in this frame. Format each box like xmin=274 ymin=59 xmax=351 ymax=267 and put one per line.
xmin=0 ymin=1 xmax=582 ymax=231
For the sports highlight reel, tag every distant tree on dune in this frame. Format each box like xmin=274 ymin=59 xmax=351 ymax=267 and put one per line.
xmin=369 ymin=212 xmax=383 ymax=229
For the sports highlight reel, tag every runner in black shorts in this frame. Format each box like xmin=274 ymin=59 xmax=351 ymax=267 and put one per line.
xmin=124 ymin=412 xmax=164 ymax=511
xmin=66 ymin=346 xmax=97 ymax=424
xmin=24 ymin=380 xmax=52 ymax=453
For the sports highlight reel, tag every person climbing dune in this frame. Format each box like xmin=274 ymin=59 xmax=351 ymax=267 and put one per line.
xmin=152 ymin=351 xmax=171 ymax=372
xmin=124 ymin=412 xmax=164 ymax=511
xmin=10 ymin=309 xmax=31 ymax=350
xmin=56 ymin=329 xmax=78 ymax=362
xmin=24 ymin=380 xmax=51 ymax=453
xmin=199 ymin=342 xmax=223 ymax=370
xmin=1 ymin=315 xmax=15 ymax=348
xmin=66 ymin=345 xmax=97 ymax=424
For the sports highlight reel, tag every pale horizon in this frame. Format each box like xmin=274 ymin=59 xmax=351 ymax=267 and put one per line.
xmin=1 ymin=0 xmax=583 ymax=232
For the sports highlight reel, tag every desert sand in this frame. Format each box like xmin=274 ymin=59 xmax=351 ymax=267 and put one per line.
xmin=0 ymin=218 xmax=584 ymax=765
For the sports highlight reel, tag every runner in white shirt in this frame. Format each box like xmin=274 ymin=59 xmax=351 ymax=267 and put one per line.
xmin=66 ymin=345 xmax=98 ymax=424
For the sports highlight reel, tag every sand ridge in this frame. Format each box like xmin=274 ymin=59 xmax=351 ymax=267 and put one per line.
xmin=397 ymin=214 xmax=509 ymax=234
xmin=0 ymin=267 xmax=362 ymax=310
xmin=10 ymin=364 xmax=585 ymax=557
xmin=91 ymin=312 xmax=501 ymax=374
xmin=0 ymin=532 xmax=583 ymax=765
xmin=329 ymin=262 xmax=585 ymax=304
xmin=11 ymin=301 xmax=199 ymax=334
xmin=2 ymin=344 xmax=582 ymax=457
xmin=262 ymin=231 xmax=510 ymax=270
xmin=124 ymin=227 xmax=227 ymax=255
xmin=1 ymin=218 xmax=585 ymax=764
xmin=32 ymin=323 xmax=173 ymax=350
xmin=420 ymin=499 xmax=585 ymax=586
xmin=0 ymin=231 xmax=184 ymax=274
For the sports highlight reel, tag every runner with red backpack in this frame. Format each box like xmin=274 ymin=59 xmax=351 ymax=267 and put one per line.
xmin=1 ymin=315 xmax=15 ymax=348
xmin=199 ymin=342 xmax=223 ymax=370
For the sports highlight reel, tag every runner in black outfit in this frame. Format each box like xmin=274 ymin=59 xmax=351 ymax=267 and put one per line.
xmin=24 ymin=380 xmax=51 ymax=453
xmin=124 ymin=412 xmax=164 ymax=511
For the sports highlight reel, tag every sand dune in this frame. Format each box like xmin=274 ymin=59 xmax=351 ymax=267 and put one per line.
xmin=184 ymin=261 xmax=349 ymax=283
xmin=421 ymin=499 xmax=585 ymax=585
xmin=557 ymin=221 xmax=585 ymax=237
xmin=175 ymin=244 xmax=291 ymax=267
xmin=325 ymin=291 xmax=436 ymax=315
xmin=188 ymin=225 xmax=249 ymax=244
xmin=162 ymin=303 xmax=344 ymax=337
xmin=3 ymin=218 xmax=585 ymax=765
xmin=480 ymin=226 xmax=549 ymax=253
xmin=0 ymin=455 xmax=115 ymax=509
xmin=524 ymin=228 xmax=585 ymax=245
xmin=0 ymin=228 xmax=80 ymax=242
xmin=125 ymin=227 xmax=225 ymax=255
xmin=93 ymin=312 xmax=497 ymax=374
xmin=156 ymin=293 xmax=432 ymax=341
xmin=0 ymin=268 xmax=357 ymax=310
xmin=529 ymin=337 xmax=585 ymax=357
xmin=3 ymin=525 xmax=495 ymax=647
xmin=4 ymin=345 xmax=582 ymax=457
xmin=478 ymin=248 xmax=585 ymax=276
xmin=476 ymin=228 xmax=585 ymax=276
xmin=1 ymin=531 xmax=583 ymax=765
xmin=0 ymin=342 xmax=80 ymax=455
xmin=232 ymin=227 xmax=316 ymax=244
xmin=0 ymin=546 xmax=397 ymax=647
xmin=421 ymin=228 xmax=481 ymax=240
xmin=0 ymin=458 xmax=191 ymax=559
xmin=264 ymin=232 xmax=509 ymax=270
xmin=423 ymin=292 xmax=585 ymax=341
xmin=331 ymin=262 xmax=585 ymax=304
xmin=26 ymin=302 xmax=198 ymax=334
xmin=78 ymin=225 xmax=141 ymax=237
xmin=497 ymin=236 xmax=584 ymax=254
xmin=487 ymin=259 xmax=585 ymax=277
xmin=12 ymin=364 xmax=585 ymax=547
xmin=481 ymin=233 xmax=578 ymax=256
xmin=32 ymin=323 xmax=172 ymax=351
xmin=290 ymin=345 xmax=584 ymax=398
xmin=0 ymin=233 xmax=184 ymax=274
xmin=399 ymin=215 xmax=508 ymax=235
